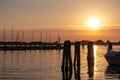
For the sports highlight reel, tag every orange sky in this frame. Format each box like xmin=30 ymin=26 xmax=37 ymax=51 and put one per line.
xmin=0 ymin=0 xmax=120 ymax=42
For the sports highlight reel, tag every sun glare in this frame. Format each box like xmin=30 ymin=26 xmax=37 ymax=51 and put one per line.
xmin=87 ymin=18 xmax=100 ymax=29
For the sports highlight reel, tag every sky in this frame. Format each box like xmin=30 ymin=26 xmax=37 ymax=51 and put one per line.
xmin=0 ymin=0 xmax=120 ymax=42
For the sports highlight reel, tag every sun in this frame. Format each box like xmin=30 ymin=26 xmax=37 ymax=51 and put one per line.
xmin=87 ymin=18 xmax=100 ymax=28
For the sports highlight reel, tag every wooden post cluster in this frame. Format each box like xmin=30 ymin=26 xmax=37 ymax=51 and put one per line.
xmin=61 ymin=41 xmax=96 ymax=79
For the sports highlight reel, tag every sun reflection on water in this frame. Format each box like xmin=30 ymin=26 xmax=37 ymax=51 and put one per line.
xmin=93 ymin=45 xmax=98 ymax=80
xmin=94 ymin=45 xmax=97 ymax=71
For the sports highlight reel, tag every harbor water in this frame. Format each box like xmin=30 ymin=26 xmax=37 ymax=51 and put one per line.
xmin=0 ymin=45 xmax=120 ymax=80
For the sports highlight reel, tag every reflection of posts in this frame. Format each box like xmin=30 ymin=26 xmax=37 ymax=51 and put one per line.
xmin=105 ymin=65 xmax=120 ymax=80
xmin=61 ymin=40 xmax=72 ymax=80
xmin=106 ymin=65 xmax=120 ymax=74
xmin=87 ymin=42 xmax=94 ymax=79
xmin=3 ymin=51 xmax=6 ymax=72
xmin=74 ymin=41 xmax=81 ymax=80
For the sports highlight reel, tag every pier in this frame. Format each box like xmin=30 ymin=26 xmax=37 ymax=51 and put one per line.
xmin=0 ymin=41 xmax=63 ymax=50
xmin=0 ymin=28 xmax=63 ymax=50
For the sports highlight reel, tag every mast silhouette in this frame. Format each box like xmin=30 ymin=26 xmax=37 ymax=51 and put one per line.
xmin=46 ymin=32 xmax=47 ymax=43
xmin=11 ymin=26 xmax=13 ymax=42
xmin=16 ymin=31 xmax=19 ymax=42
xmin=49 ymin=33 xmax=51 ymax=43
xmin=31 ymin=31 xmax=33 ymax=42
xmin=3 ymin=28 xmax=6 ymax=42
xmin=58 ymin=32 xmax=60 ymax=44
xmin=40 ymin=32 xmax=42 ymax=42
xmin=22 ymin=31 xmax=24 ymax=42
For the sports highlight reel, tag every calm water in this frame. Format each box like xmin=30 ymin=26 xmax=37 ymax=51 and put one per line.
xmin=0 ymin=45 xmax=120 ymax=80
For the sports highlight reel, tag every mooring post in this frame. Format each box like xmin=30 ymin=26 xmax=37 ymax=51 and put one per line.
xmin=87 ymin=42 xmax=94 ymax=78
xmin=74 ymin=41 xmax=81 ymax=79
xmin=61 ymin=40 xmax=72 ymax=80
xmin=87 ymin=42 xmax=94 ymax=64
xmin=62 ymin=40 xmax=72 ymax=68
xmin=108 ymin=42 xmax=112 ymax=52
xmin=74 ymin=41 xmax=80 ymax=66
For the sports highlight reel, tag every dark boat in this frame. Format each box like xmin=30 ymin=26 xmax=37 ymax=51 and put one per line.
xmin=104 ymin=51 xmax=120 ymax=65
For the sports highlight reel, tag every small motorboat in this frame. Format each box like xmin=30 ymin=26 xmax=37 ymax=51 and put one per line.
xmin=104 ymin=51 xmax=120 ymax=65
xmin=104 ymin=42 xmax=120 ymax=65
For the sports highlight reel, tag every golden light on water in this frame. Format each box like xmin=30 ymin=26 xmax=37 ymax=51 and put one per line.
xmin=94 ymin=45 xmax=97 ymax=71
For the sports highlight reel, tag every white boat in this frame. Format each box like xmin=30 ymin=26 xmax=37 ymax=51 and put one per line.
xmin=104 ymin=51 xmax=120 ymax=65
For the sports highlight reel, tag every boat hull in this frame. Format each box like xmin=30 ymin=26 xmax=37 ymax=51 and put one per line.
xmin=104 ymin=51 xmax=120 ymax=65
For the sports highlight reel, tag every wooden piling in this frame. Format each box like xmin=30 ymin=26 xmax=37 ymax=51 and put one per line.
xmin=87 ymin=42 xmax=94 ymax=64
xmin=74 ymin=41 xmax=80 ymax=66
xmin=74 ymin=41 xmax=81 ymax=79
xmin=87 ymin=42 xmax=94 ymax=79
xmin=62 ymin=40 xmax=72 ymax=68
xmin=108 ymin=42 xmax=112 ymax=52
xmin=61 ymin=40 xmax=72 ymax=80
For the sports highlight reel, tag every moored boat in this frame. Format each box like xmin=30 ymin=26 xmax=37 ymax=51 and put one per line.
xmin=104 ymin=51 xmax=120 ymax=65
xmin=104 ymin=42 xmax=120 ymax=65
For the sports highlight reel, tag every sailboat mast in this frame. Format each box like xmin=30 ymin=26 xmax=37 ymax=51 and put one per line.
xmin=58 ymin=32 xmax=60 ymax=44
xmin=3 ymin=28 xmax=5 ymax=42
xmin=31 ymin=31 xmax=33 ymax=42
xmin=22 ymin=31 xmax=24 ymax=42
xmin=46 ymin=32 xmax=47 ymax=43
xmin=49 ymin=33 xmax=51 ymax=43
xmin=40 ymin=32 xmax=42 ymax=42
xmin=11 ymin=26 xmax=13 ymax=42
xmin=16 ymin=31 xmax=19 ymax=42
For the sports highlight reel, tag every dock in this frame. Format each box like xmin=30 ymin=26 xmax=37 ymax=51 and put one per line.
xmin=0 ymin=41 xmax=63 ymax=50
